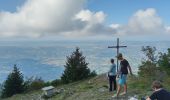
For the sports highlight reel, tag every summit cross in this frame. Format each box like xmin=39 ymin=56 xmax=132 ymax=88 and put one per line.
xmin=108 ymin=38 xmax=127 ymax=72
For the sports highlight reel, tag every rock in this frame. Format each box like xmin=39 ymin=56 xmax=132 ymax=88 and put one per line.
xmin=129 ymin=96 xmax=138 ymax=100
xmin=98 ymin=87 xmax=106 ymax=92
xmin=88 ymin=80 xmax=92 ymax=84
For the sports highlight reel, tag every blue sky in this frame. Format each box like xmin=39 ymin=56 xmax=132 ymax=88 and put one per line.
xmin=0 ymin=0 xmax=170 ymax=40
xmin=1 ymin=0 xmax=169 ymax=25
xmin=0 ymin=0 xmax=24 ymax=12
xmin=87 ymin=0 xmax=170 ymax=25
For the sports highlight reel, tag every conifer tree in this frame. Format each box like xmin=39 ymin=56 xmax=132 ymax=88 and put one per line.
xmin=61 ymin=47 xmax=96 ymax=83
xmin=1 ymin=65 xmax=25 ymax=98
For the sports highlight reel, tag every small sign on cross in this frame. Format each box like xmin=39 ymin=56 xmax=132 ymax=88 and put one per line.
xmin=108 ymin=38 xmax=127 ymax=72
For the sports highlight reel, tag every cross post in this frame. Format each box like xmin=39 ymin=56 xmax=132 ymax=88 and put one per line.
xmin=108 ymin=38 xmax=127 ymax=72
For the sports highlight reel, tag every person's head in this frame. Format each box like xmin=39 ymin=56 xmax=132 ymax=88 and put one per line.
xmin=110 ymin=59 xmax=114 ymax=64
xmin=152 ymin=80 xmax=163 ymax=91
xmin=117 ymin=53 xmax=123 ymax=60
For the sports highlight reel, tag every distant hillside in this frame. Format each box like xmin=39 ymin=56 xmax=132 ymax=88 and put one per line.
xmin=3 ymin=74 xmax=139 ymax=100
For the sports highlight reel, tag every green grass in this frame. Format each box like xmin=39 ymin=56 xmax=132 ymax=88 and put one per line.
xmin=2 ymin=74 xmax=170 ymax=100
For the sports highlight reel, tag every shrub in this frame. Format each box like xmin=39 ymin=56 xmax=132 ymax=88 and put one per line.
xmin=28 ymin=77 xmax=45 ymax=91
xmin=51 ymin=79 xmax=62 ymax=87
xmin=138 ymin=46 xmax=158 ymax=78
xmin=158 ymin=48 xmax=170 ymax=75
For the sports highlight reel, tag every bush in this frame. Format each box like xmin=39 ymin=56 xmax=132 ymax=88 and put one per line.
xmin=51 ymin=79 xmax=62 ymax=87
xmin=138 ymin=61 xmax=158 ymax=78
xmin=158 ymin=48 xmax=170 ymax=75
xmin=89 ymin=71 xmax=97 ymax=77
xmin=30 ymin=81 xmax=44 ymax=90
xmin=26 ymin=77 xmax=45 ymax=91
xmin=138 ymin=46 xmax=158 ymax=78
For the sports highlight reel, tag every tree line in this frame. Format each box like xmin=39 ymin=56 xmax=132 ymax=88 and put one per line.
xmin=0 ymin=47 xmax=96 ymax=98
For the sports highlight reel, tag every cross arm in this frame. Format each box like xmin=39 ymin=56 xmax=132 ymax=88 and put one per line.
xmin=108 ymin=46 xmax=127 ymax=48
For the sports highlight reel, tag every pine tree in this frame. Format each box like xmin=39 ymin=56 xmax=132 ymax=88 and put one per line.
xmin=1 ymin=65 xmax=25 ymax=98
xmin=61 ymin=47 xmax=96 ymax=84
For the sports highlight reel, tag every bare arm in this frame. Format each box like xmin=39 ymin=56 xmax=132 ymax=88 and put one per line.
xmin=128 ymin=65 xmax=133 ymax=75
xmin=146 ymin=96 xmax=151 ymax=100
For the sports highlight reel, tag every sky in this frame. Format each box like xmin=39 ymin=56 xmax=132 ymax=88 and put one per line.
xmin=0 ymin=0 xmax=170 ymax=41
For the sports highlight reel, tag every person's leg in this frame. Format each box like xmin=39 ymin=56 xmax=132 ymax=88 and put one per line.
xmin=123 ymin=82 xmax=127 ymax=93
xmin=124 ymin=75 xmax=127 ymax=93
xmin=122 ymin=75 xmax=127 ymax=94
xmin=109 ymin=76 xmax=113 ymax=91
xmin=116 ymin=76 xmax=123 ymax=96
xmin=113 ymin=75 xmax=117 ymax=90
xmin=116 ymin=84 xmax=121 ymax=96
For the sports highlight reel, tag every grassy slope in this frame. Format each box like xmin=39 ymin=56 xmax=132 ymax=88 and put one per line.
xmin=3 ymin=74 xmax=170 ymax=100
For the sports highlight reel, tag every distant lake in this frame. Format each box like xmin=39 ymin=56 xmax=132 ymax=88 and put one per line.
xmin=0 ymin=40 xmax=170 ymax=83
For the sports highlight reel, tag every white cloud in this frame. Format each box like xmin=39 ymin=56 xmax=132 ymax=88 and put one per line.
xmin=0 ymin=0 xmax=116 ymax=38
xmin=110 ymin=24 xmax=121 ymax=29
xmin=0 ymin=1 xmax=169 ymax=39
xmin=75 ymin=10 xmax=106 ymax=24
xmin=166 ymin=26 xmax=170 ymax=33
xmin=114 ymin=8 xmax=170 ymax=36
xmin=0 ymin=0 xmax=86 ymax=38
xmin=73 ymin=9 xmax=115 ymax=36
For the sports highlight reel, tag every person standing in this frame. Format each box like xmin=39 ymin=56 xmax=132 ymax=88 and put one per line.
xmin=113 ymin=53 xmax=133 ymax=97
xmin=108 ymin=58 xmax=117 ymax=92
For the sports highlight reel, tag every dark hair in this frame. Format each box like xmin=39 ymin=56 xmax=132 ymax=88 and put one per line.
xmin=110 ymin=59 xmax=114 ymax=63
xmin=152 ymin=80 xmax=163 ymax=89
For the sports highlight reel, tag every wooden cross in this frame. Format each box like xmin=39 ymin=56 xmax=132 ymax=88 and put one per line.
xmin=108 ymin=38 xmax=127 ymax=72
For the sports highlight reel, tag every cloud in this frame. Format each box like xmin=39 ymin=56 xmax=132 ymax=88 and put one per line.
xmin=0 ymin=1 xmax=169 ymax=39
xmin=0 ymin=0 xmax=86 ymax=38
xmin=0 ymin=0 xmax=115 ymax=38
xmin=75 ymin=10 xmax=106 ymax=24
xmin=113 ymin=8 xmax=170 ymax=36
xmin=73 ymin=10 xmax=115 ymax=36
xmin=166 ymin=26 xmax=170 ymax=33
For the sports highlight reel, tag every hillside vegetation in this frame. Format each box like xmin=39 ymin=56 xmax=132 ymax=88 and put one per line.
xmin=4 ymin=74 xmax=170 ymax=100
xmin=3 ymin=74 xmax=140 ymax=100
